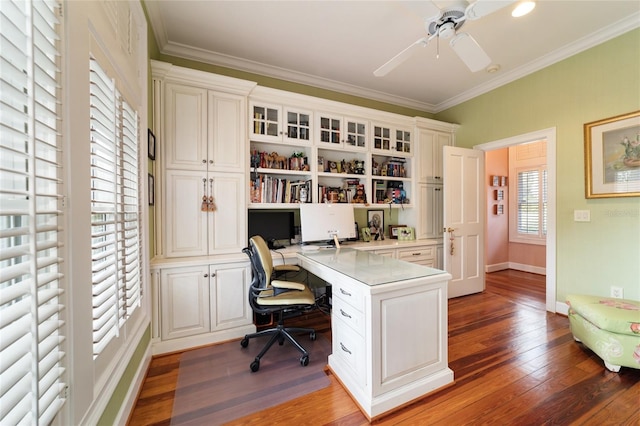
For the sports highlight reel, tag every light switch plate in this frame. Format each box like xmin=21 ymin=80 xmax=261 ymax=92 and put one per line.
xmin=574 ymin=210 xmax=590 ymax=222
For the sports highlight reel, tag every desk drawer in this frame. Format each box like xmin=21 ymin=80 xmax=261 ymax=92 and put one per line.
xmin=332 ymin=295 xmax=364 ymax=335
xmin=332 ymin=280 xmax=364 ymax=312
xmin=397 ymin=246 xmax=436 ymax=267
xmin=333 ymin=320 xmax=366 ymax=384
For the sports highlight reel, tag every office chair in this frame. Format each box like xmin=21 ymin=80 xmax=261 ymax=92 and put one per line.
xmin=241 ymin=236 xmax=316 ymax=372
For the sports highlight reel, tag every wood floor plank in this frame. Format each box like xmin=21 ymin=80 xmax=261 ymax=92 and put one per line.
xmin=127 ymin=270 xmax=640 ymax=425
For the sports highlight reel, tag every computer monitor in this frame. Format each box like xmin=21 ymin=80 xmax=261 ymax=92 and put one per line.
xmin=299 ymin=203 xmax=356 ymax=244
xmin=248 ymin=210 xmax=294 ymax=249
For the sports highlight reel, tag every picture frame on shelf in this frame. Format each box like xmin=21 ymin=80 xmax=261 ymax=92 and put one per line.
xmin=367 ymin=210 xmax=384 ymax=239
xmin=584 ymin=110 xmax=640 ymax=198
xmin=397 ymin=227 xmax=415 ymax=241
xmin=361 ymin=227 xmax=371 ymax=242
xmin=148 ymin=173 xmax=154 ymax=206
xmin=388 ymin=224 xmax=405 ymax=239
xmin=491 ymin=175 xmax=499 ymax=187
xmin=148 ymin=129 xmax=156 ymax=160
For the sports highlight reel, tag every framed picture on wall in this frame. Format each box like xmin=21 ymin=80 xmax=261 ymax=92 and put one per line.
xmin=148 ymin=173 xmax=154 ymax=206
xmin=148 ymin=129 xmax=156 ymax=160
xmin=367 ymin=210 xmax=384 ymax=238
xmin=584 ymin=110 xmax=640 ymax=198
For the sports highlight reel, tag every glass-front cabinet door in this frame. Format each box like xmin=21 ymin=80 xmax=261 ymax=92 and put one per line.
xmin=395 ymin=128 xmax=411 ymax=153
xmin=344 ymin=117 xmax=368 ymax=150
xmin=317 ymin=113 xmax=342 ymax=146
xmin=283 ymin=107 xmax=312 ymax=145
xmin=373 ymin=124 xmax=391 ymax=152
xmin=250 ymin=102 xmax=281 ymax=143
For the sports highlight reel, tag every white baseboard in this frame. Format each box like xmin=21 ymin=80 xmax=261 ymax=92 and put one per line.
xmin=485 ymin=262 xmax=546 ymax=275
xmin=115 ymin=346 xmax=152 ymax=426
xmin=556 ymin=301 xmax=569 ymax=316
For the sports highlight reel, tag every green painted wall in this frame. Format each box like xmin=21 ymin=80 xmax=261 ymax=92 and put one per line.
xmin=98 ymin=326 xmax=151 ymax=425
xmin=435 ymin=29 xmax=640 ymax=302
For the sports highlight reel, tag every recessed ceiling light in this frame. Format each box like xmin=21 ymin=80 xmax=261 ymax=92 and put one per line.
xmin=512 ymin=1 xmax=536 ymax=18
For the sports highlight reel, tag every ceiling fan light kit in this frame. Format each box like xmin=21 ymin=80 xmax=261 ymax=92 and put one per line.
xmin=374 ymin=0 xmax=517 ymax=76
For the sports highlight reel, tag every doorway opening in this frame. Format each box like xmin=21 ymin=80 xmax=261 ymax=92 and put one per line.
xmin=475 ymin=128 xmax=556 ymax=312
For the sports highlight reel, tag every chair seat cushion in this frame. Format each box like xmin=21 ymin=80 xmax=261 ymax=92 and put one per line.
xmin=566 ymin=294 xmax=640 ymax=337
xmin=257 ymin=285 xmax=315 ymax=306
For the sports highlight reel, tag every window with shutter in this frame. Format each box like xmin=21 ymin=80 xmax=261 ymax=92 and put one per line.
xmin=89 ymin=57 xmax=141 ymax=358
xmin=509 ymin=141 xmax=547 ymax=245
xmin=0 ymin=0 xmax=66 ymax=423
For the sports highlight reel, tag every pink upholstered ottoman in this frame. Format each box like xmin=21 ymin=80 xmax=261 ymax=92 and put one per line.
xmin=566 ymin=294 xmax=640 ymax=372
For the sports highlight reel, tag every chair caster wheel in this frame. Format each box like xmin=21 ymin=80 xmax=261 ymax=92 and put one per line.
xmin=240 ymin=337 xmax=249 ymax=348
xmin=250 ymin=358 xmax=260 ymax=372
xmin=300 ymin=355 xmax=309 ymax=367
xmin=310 ymin=331 xmax=316 ymax=341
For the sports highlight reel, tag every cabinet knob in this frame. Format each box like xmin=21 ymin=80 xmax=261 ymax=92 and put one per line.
xmin=202 ymin=159 xmax=207 ymax=164
xmin=209 ymin=160 xmax=213 ymax=164
xmin=204 ymin=274 xmax=208 ymax=278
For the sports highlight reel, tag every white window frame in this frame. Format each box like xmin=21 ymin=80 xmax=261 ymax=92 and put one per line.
xmin=509 ymin=143 xmax=547 ymax=245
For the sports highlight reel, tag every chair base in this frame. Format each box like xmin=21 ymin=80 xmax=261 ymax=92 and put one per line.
xmin=241 ymin=322 xmax=316 ymax=372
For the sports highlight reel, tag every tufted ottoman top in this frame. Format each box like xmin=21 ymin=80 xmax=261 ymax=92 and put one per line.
xmin=567 ymin=294 xmax=640 ymax=337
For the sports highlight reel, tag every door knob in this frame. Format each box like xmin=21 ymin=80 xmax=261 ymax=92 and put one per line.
xmin=444 ymin=227 xmax=455 ymax=233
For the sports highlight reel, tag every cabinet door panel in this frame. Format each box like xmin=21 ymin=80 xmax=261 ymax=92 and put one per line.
xmin=210 ymin=173 xmax=246 ymax=253
xmin=165 ymin=84 xmax=207 ymax=170
xmin=210 ymin=263 xmax=251 ymax=330
xmin=209 ymin=92 xmax=244 ymax=171
xmin=165 ymin=170 xmax=209 ymax=257
xmin=160 ymin=266 xmax=210 ymax=340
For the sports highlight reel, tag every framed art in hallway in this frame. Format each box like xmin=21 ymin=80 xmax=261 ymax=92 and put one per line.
xmin=584 ymin=110 xmax=640 ymax=198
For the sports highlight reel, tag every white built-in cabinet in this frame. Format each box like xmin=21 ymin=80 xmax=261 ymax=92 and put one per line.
xmin=151 ymin=61 xmax=257 ymax=354
xmin=163 ymin=83 xmax=247 ymax=257
xmin=415 ymin=120 xmax=458 ymax=268
xmin=150 ymin=61 xmax=459 ymax=353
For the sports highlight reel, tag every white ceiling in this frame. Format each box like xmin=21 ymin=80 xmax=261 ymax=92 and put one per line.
xmin=146 ymin=0 xmax=640 ymax=113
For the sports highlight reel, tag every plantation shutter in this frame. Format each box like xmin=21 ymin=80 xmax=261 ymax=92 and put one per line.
xmin=0 ymin=0 xmax=66 ymax=423
xmin=90 ymin=57 xmax=120 ymax=356
xmin=90 ymin=57 xmax=141 ymax=357
xmin=119 ymin=97 xmax=141 ymax=318
xmin=516 ymin=167 xmax=547 ymax=238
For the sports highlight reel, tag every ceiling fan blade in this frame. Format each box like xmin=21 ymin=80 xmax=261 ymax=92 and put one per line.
xmin=374 ymin=37 xmax=429 ymax=77
xmin=449 ymin=33 xmax=491 ymax=72
xmin=465 ymin=0 xmax=516 ymax=20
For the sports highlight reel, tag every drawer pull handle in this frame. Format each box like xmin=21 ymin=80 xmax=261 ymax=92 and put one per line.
xmin=340 ymin=342 xmax=352 ymax=355
xmin=340 ymin=309 xmax=351 ymax=319
xmin=339 ymin=288 xmax=352 ymax=297
xmin=412 ymin=252 xmax=421 ymax=256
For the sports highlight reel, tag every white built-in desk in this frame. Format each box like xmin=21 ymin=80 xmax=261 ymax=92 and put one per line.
xmin=297 ymin=248 xmax=454 ymax=421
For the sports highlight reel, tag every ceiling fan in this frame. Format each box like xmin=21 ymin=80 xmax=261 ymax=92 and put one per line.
xmin=374 ymin=0 xmax=516 ymax=76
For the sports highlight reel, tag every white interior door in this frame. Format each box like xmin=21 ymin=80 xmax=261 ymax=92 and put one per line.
xmin=443 ymin=146 xmax=485 ymax=298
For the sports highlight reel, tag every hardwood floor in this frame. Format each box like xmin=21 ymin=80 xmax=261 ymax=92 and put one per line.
xmin=128 ymin=270 xmax=640 ymax=425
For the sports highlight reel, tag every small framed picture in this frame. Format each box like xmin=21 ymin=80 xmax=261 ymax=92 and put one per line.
xmin=148 ymin=173 xmax=154 ymax=206
xmin=397 ymin=227 xmax=415 ymax=241
xmin=148 ymin=129 xmax=156 ymax=160
xmin=500 ymin=176 xmax=507 ymax=186
xmin=494 ymin=189 xmax=504 ymax=200
xmin=361 ymin=227 xmax=372 ymax=242
xmin=493 ymin=204 xmax=504 ymax=215
xmin=491 ymin=175 xmax=499 ymax=187
xmin=367 ymin=210 xmax=384 ymax=238
xmin=388 ymin=224 xmax=405 ymax=239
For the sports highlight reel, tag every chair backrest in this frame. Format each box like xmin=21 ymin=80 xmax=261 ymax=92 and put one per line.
xmin=250 ymin=235 xmax=274 ymax=281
